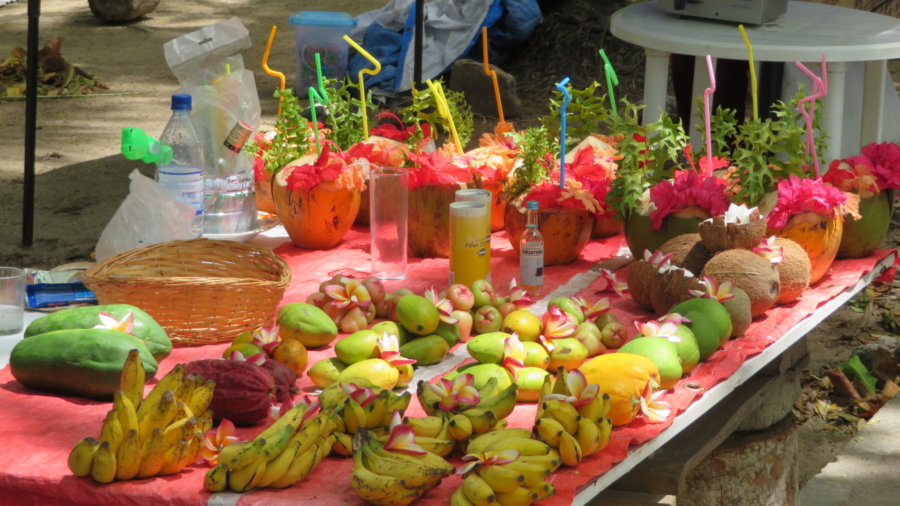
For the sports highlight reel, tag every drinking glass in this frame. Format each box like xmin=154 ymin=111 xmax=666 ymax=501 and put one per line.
xmin=370 ymin=168 xmax=409 ymax=280
xmin=0 ymin=267 xmax=26 ymax=335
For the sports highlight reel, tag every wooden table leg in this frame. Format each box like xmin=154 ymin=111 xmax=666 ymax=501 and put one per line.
xmin=824 ymin=61 xmax=849 ymax=162
xmin=643 ymin=48 xmax=671 ymax=127
xmin=861 ymin=60 xmax=887 ymax=148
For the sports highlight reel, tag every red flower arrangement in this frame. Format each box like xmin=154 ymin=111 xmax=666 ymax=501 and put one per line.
xmin=824 ymin=155 xmax=880 ymax=198
xmin=370 ymin=113 xmax=432 ymax=143
xmin=405 ymin=149 xmax=473 ymax=190
xmin=284 ymin=143 xmax=366 ymax=192
xmin=520 ymin=145 xmax=616 ymax=216
xmin=766 ymin=175 xmax=847 ymax=230
xmin=648 ymin=170 xmax=730 ymax=230
xmin=862 ymin=141 xmax=900 ymax=189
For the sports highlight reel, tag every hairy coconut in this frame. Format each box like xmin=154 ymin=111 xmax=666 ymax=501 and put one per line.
xmin=658 ymin=233 xmax=712 ymax=276
xmin=698 ymin=211 xmax=767 ymax=253
xmin=722 ymin=287 xmax=753 ymax=338
xmin=650 ymin=269 xmax=705 ymax=315
xmin=627 ymin=260 xmax=656 ymax=311
xmin=701 ymin=249 xmax=781 ymax=317
xmin=773 ymin=238 xmax=811 ymax=304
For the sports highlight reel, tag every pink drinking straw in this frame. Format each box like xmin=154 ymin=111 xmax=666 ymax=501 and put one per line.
xmin=703 ymin=55 xmax=716 ymax=178
xmin=795 ymin=54 xmax=828 ymax=179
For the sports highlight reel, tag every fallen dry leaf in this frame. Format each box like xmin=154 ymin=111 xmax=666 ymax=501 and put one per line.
xmin=824 ymin=368 xmax=863 ymax=401
xmin=872 ymin=348 xmax=900 ymax=383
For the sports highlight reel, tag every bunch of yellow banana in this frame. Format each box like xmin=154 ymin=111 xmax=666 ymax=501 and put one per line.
xmin=325 ymin=381 xmax=412 ymax=456
xmin=415 ymin=377 xmax=517 ymax=446
xmin=203 ymin=403 xmax=337 ymax=492
xmin=67 ymin=352 xmax=216 ymax=483
xmin=350 ymin=427 xmax=455 ymax=506
xmin=533 ymin=369 xmax=613 ymax=467
xmin=450 ymin=429 xmax=559 ymax=506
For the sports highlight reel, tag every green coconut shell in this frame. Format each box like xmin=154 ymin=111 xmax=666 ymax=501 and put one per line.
xmin=624 ymin=213 xmax=706 ymax=259
xmin=837 ymin=190 xmax=894 ymax=259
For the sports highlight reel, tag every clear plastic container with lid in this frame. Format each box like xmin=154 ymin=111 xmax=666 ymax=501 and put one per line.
xmin=289 ymin=11 xmax=357 ymax=96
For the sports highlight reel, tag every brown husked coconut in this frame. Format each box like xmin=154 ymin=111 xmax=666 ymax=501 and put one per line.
xmin=627 ymin=260 xmax=656 ymax=311
xmin=773 ymin=238 xmax=811 ymax=303
xmin=698 ymin=211 xmax=767 ymax=253
xmin=658 ymin=234 xmax=712 ymax=276
xmin=650 ymin=269 xmax=705 ymax=315
xmin=701 ymin=249 xmax=781 ymax=317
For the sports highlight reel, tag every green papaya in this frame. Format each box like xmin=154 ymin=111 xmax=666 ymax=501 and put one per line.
xmin=24 ymin=304 xmax=172 ymax=361
xmin=399 ymin=335 xmax=449 ymax=366
xmin=10 ymin=329 xmax=159 ymax=400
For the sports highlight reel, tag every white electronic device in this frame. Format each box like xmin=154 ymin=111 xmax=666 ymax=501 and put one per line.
xmin=656 ymin=0 xmax=789 ymax=25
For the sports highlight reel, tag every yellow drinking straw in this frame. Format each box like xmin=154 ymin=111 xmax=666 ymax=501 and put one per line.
xmin=481 ymin=27 xmax=505 ymax=122
xmin=739 ymin=25 xmax=758 ymax=120
xmin=342 ymin=35 xmax=382 ymax=141
xmin=262 ymin=25 xmax=287 ymax=115
xmin=426 ymin=79 xmax=463 ymax=153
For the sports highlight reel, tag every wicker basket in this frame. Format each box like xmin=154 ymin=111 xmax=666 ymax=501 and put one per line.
xmin=84 ymin=239 xmax=291 ymax=346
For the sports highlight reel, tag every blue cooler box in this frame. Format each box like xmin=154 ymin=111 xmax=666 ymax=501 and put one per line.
xmin=289 ymin=11 xmax=358 ymax=96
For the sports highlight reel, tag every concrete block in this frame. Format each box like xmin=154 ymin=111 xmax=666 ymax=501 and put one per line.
xmin=591 ymin=490 xmax=677 ymax=505
xmin=737 ymin=366 xmax=801 ymax=432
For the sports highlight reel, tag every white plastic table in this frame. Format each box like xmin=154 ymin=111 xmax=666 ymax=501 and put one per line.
xmin=610 ymin=1 xmax=900 ymax=161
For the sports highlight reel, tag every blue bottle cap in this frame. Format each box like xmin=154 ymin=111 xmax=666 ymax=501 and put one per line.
xmin=171 ymin=94 xmax=192 ymax=111
xmin=525 ymin=201 xmax=539 ymax=210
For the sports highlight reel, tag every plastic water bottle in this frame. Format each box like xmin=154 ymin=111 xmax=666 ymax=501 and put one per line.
xmin=203 ymin=121 xmax=257 ymax=234
xmin=158 ymin=94 xmax=204 ymax=237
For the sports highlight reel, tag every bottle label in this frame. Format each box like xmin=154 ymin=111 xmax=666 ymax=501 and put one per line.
xmin=158 ymin=168 xmax=204 ymax=216
xmin=520 ymin=244 xmax=544 ymax=288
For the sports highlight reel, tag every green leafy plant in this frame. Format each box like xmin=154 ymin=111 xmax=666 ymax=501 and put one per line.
xmin=540 ymin=81 xmax=609 ymax=149
xmin=505 ymin=126 xmax=559 ymax=201
xmin=604 ymin=99 xmax=689 ymax=219
xmin=398 ymin=80 xmax=474 ymax=150
xmin=321 ymin=77 xmax=378 ymax=150
xmin=245 ymin=88 xmax=312 ymax=175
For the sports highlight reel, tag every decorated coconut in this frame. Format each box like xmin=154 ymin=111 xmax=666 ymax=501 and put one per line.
xmin=658 ymin=233 xmax=711 ymax=276
xmin=698 ymin=203 xmax=767 ymax=253
xmin=756 ymin=237 xmax=811 ymax=304
xmin=701 ymin=249 xmax=781 ymax=317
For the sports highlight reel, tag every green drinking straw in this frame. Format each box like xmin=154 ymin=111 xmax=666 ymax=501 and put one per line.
xmin=308 ymin=53 xmax=330 ymax=156
xmin=599 ymin=49 xmax=619 ymax=116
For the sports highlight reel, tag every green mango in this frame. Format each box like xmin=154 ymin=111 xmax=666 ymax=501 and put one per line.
xmin=10 ymin=329 xmax=159 ymax=400
xmin=443 ymin=363 xmax=513 ymax=390
xmin=307 ymin=357 xmax=349 ymax=388
xmin=334 ymin=330 xmax=380 ymax=365
xmin=396 ymin=295 xmax=440 ymax=336
xmin=516 ymin=367 xmax=550 ymax=402
xmin=399 ymin=335 xmax=450 ymax=366
xmin=466 ymin=332 xmax=510 ymax=364
xmin=432 ymin=321 xmax=460 ymax=348
xmin=370 ymin=321 xmax=411 ymax=346
xmin=24 ymin=304 xmax=171 ymax=361
xmin=278 ymin=303 xmax=338 ymax=348
xmin=547 ymin=297 xmax=584 ymax=323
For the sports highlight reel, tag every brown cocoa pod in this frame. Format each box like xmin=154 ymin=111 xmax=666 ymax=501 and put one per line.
xmin=260 ymin=360 xmax=299 ymax=402
xmin=184 ymin=359 xmax=275 ymax=426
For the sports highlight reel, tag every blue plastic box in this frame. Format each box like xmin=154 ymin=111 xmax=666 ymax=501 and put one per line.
xmin=289 ymin=11 xmax=358 ymax=97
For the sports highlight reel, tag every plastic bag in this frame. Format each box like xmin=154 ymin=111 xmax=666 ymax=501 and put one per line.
xmin=163 ymin=17 xmax=260 ymax=172
xmin=95 ymin=170 xmax=195 ymax=261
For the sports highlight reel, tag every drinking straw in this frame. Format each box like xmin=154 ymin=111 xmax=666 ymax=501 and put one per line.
xmin=309 ymin=53 xmax=330 ymax=156
xmin=703 ymin=55 xmax=716 ymax=177
xmin=426 ymin=79 xmax=463 ymax=153
xmin=481 ymin=27 xmax=505 ymax=122
xmin=262 ymin=25 xmax=286 ymax=116
xmin=556 ymin=77 xmax=571 ymax=189
xmin=342 ymin=35 xmax=382 ymax=141
xmin=738 ymin=25 xmax=758 ymax=120
xmin=795 ymin=55 xmax=828 ymax=179
xmin=599 ymin=49 xmax=619 ymax=116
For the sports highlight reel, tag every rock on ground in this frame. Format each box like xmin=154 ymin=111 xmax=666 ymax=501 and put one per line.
xmin=450 ymin=59 xmax=521 ymax=119
xmin=88 ymin=0 xmax=161 ymax=22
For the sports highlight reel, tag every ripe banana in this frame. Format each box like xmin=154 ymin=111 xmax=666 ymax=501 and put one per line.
xmin=597 ymin=417 xmax=612 ymax=452
xmin=527 ymin=482 xmax=555 ymax=500
xmin=67 ymin=437 xmax=99 ymax=477
xmin=173 ymin=401 xmax=195 ymax=423
xmin=217 ymin=437 xmax=267 ymax=470
xmin=466 ymin=428 xmax=534 ymax=454
xmin=137 ymin=428 xmax=166 ymax=478
xmin=494 ymin=486 xmax=538 ymax=506
xmin=332 ymin=432 xmax=353 ymax=456
xmin=448 ymin=414 xmax=474 ymax=440
xmin=484 ymin=437 xmax=550 ymax=456
xmin=344 ymin=398 xmax=367 ymax=434
xmin=163 ymin=417 xmax=196 ymax=448
xmin=203 ymin=464 xmax=230 ymax=492
xmin=158 ymin=440 xmax=189 ymax=476
xmin=173 ymin=374 xmax=197 ymax=405
xmin=115 ymin=429 xmax=142 ymax=481
xmin=558 ymin=431 xmax=582 ymax=467
xmin=477 ymin=377 xmax=501 ymax=402
xmin=575 ymin=416 xmax=601 ymax=457
xmin=542 ymin=399 xmax=579 ymax=435
xmin=137 ymin=365 xmax=183 ymax=421
xmin=534 ymin=375 xmax=554 ymax=421
xmin=462 ymin=473 xmax=496 ymax=506
xmin=260 ymin=402 xmax=309 ymax=441
xmin=91 ymin=441 xmax=117 ymax=484
xmin=363 ymin=389 xmax=391 ymax=429
xmin=260 ymin=422 xmax=298 ymax=463
xmin=286 ymin=416 xmax=324 ymax=456
xmin=188 ymin=431 xmax=204 ymax=465
xmin=552 ymin=366 xmax=568 ymax=395
xmin=461 ymin=408 xmax=498 ymax=435
xmin=268 ymin=442 xmax=319 ymax=489
xmin=413 ymin=436 xmax=455 ymax=457
xmin=371 ymin=440 xmax=456 ymax=477
xmin=350 ymin=451 xmax=413 ymax=502
xmin=361 ymin=441 xmax=447 ymax=489
xmin=257 ymin=440 xmax=302 ymax=488
xmin=188 ymin=379 xmax=216 ymax=417
xmin=119 ymin=349 xmax=145 ymax=409
xmin=476 ymin=465 xmax=524 ymax=493
xmin=114 ymin=390 xmax=139 ymax=435
xmin=318 ymin=434 xmax=336 ymax=460
xmin=576 ymin=392 xmax=610 ymax=422
xmin=474 ymin=384 xmax=518 ymax=420
xmin=229 ymin=456 xmax=267 ymax=492
xmin=99 ymin=409 xmax=124 ymax=455
xmin=534 ymin=417 xmax=565 ymax=447
xmin=404 ymin=415 xmax=445 ymax=438
xmin=138 ymin=391 xmax=176 ymax=444
xmin=496 ymin=461 xmax=549 ymax=487
xmin=452 ymin=486 xmax=478 ymax=506
xmin=514 ymin=454 xmax=561 ymax=473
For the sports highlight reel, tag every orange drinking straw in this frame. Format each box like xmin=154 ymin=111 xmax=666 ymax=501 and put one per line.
xmin=343 ymin=35 xmax=382 ymax=141
xmin=481 ymin=27 xmax=505 ymax=122
xmin=262 ymin=25 xmax=286 ymax=115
